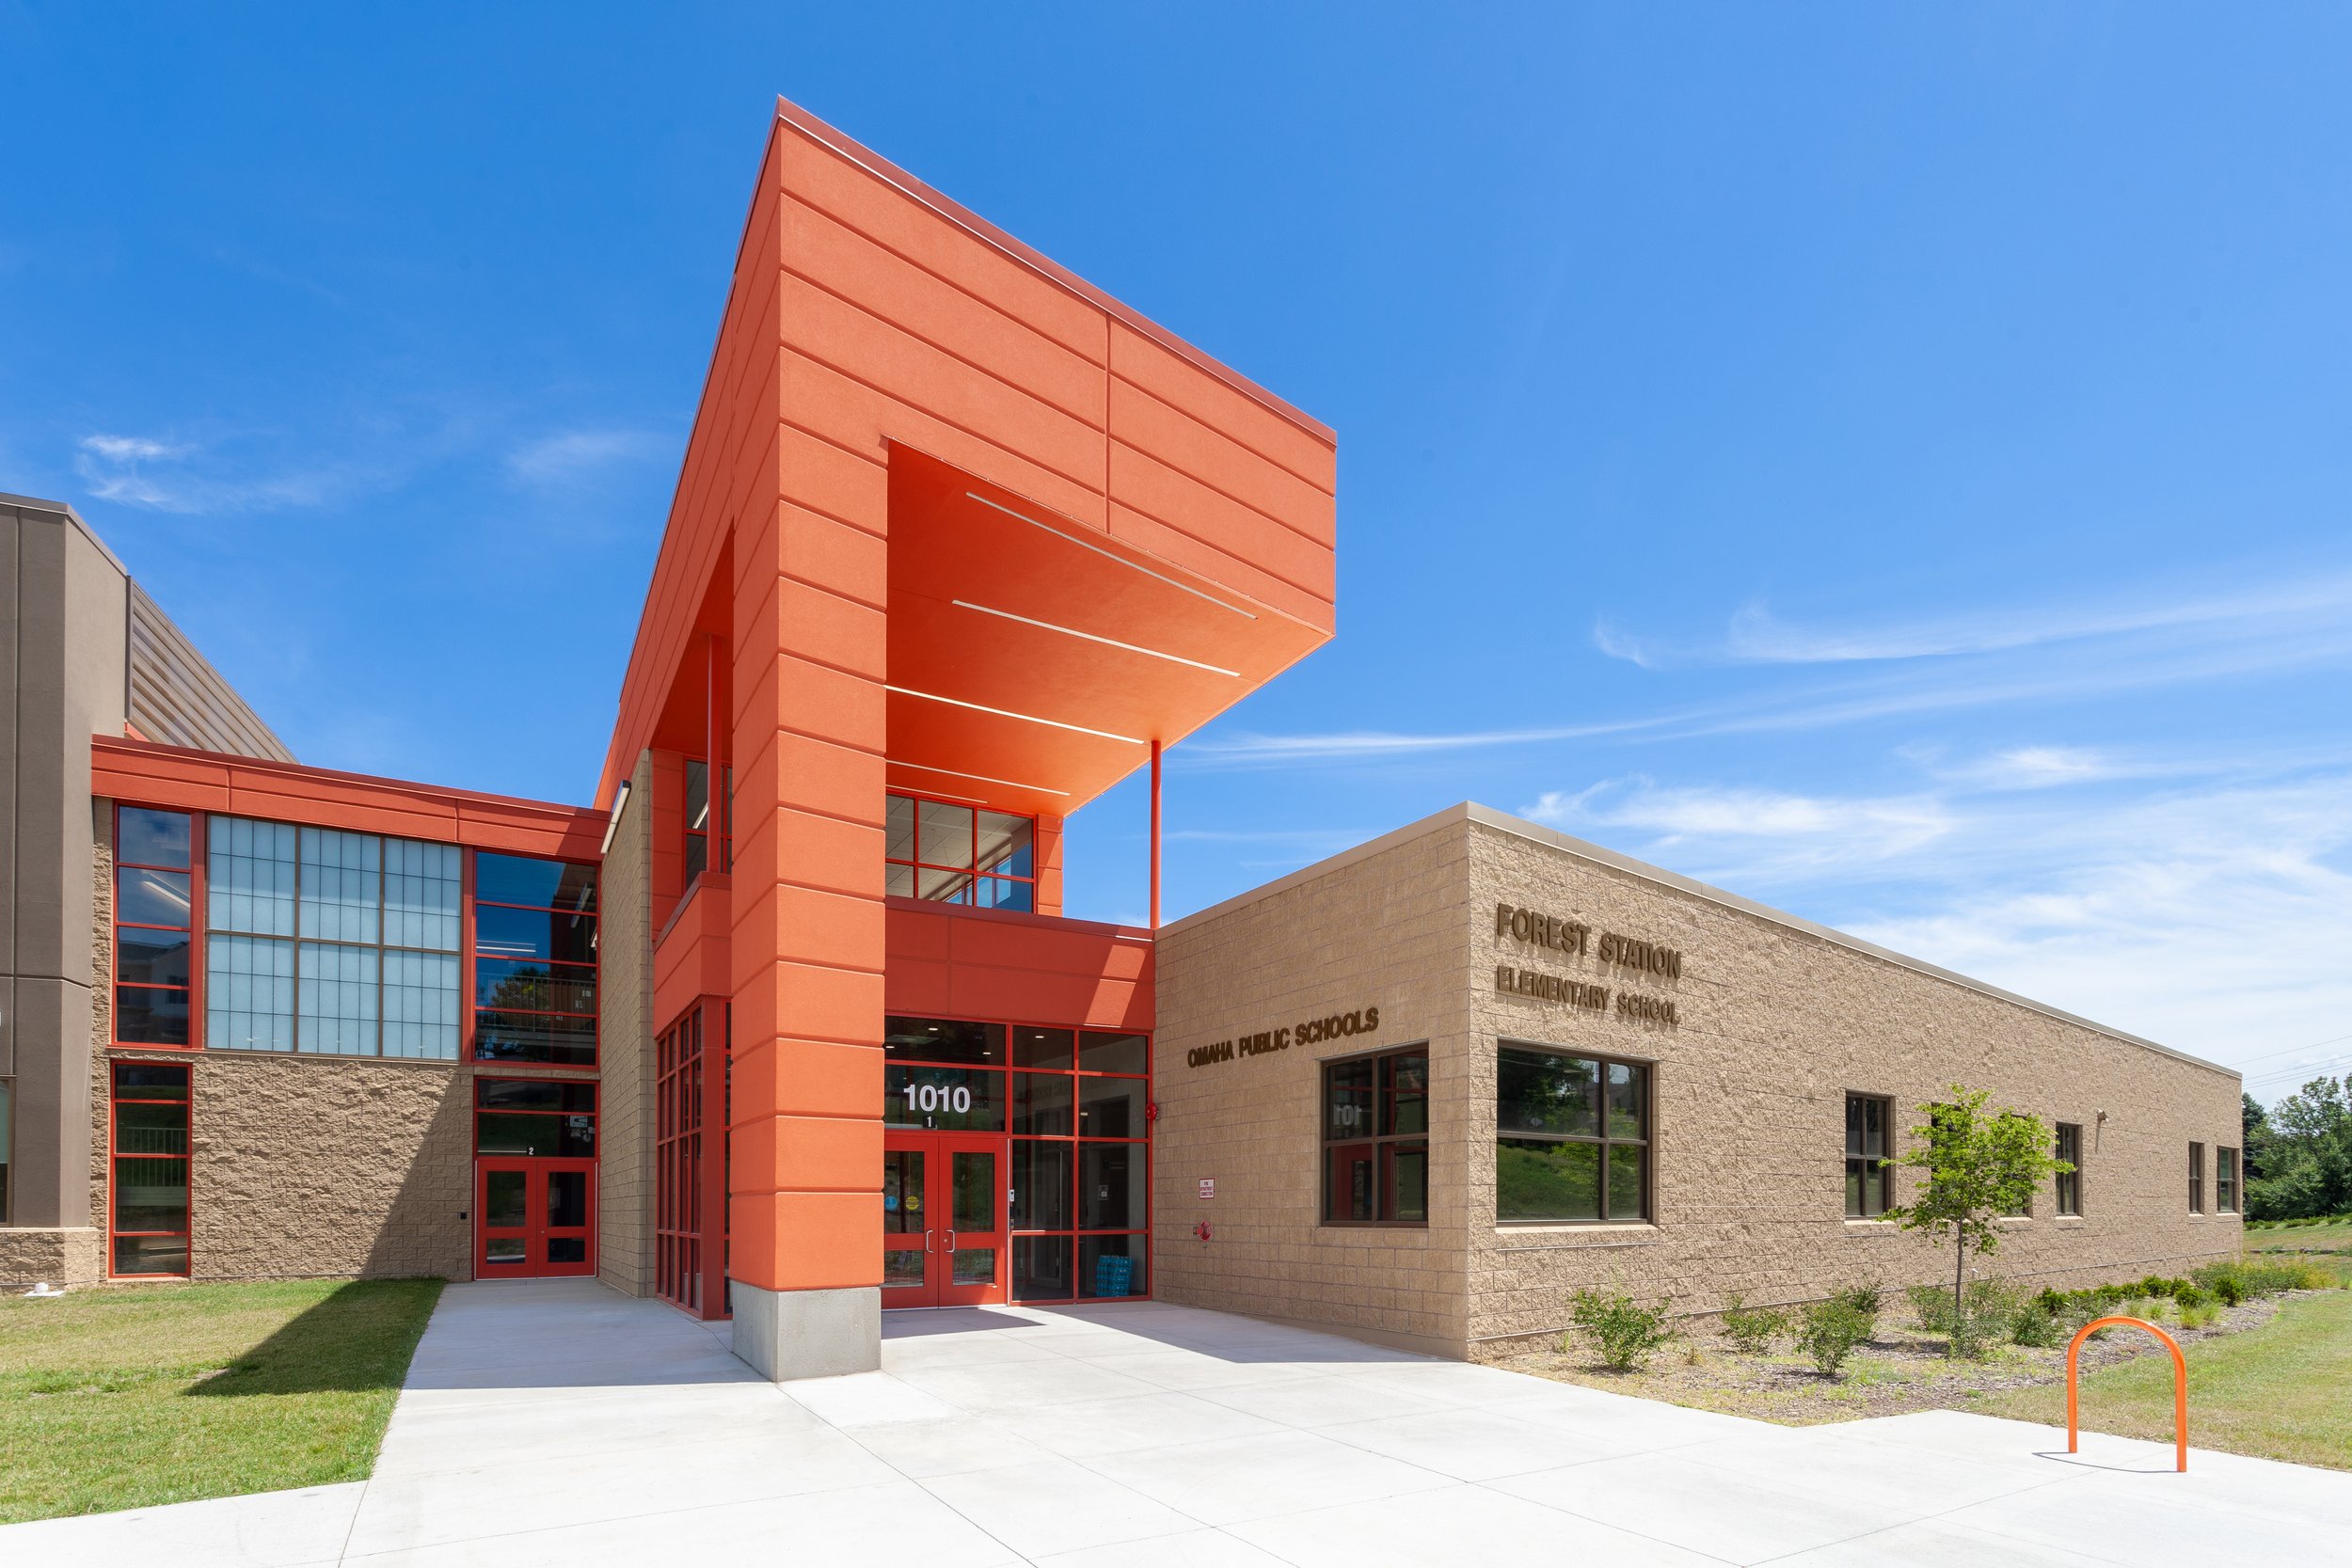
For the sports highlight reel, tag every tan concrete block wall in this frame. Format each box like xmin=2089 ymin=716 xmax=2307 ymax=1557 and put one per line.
xmin=1467 ymin=819 xmax=2245 ymax=1341
xmin=0 ymin=1228 xmax=103 ymax=1286
xmin=1153 ymin=827 xmax=1477 ymax=1355
xmin=1155 ymin=812 xmax=2246 ymax=1358
xmin=597 ymin=751 xmax=657 ymax=1296
xmin=163 ymin=1049 xmax=474 ymax=1280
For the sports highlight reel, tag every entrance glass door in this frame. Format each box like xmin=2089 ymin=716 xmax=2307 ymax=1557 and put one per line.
xmin=477 ymin=1159 xmax=596 ymax=1277
xmin=881 ymin=1132 xmax=1005 ymax=1307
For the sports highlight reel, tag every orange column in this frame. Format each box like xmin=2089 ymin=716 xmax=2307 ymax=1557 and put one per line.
xmin=723 ymin=312 xmax=894 ymax=1373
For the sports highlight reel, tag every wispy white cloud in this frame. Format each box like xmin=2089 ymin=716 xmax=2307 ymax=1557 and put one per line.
xmin=1513 ymin=754 xmax=2352 ymax=1085
xmin=1186 ymin=718 xmax=1667 ymax=765
xmin=1593 ymin=571 xmax=2352 ymax=670
xmin=73 ymin=431 xmax=357 ymax=513
xmin=1590 ymin=619 xmax=1665 ymax=670
xmin=80 ymin=434 xmax=192 ymax=463
xmin=505 ymin=429 xmax=669 ymax=487
xmin=1526 ymin=777 xmax=1957 ymax=871
xmin=1207 ymin=571 xmax=2352 ymax=769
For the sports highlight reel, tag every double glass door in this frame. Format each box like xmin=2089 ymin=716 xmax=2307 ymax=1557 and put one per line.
xmin=882 ymin=1133 xmax=1005 ymax=1307
xmin=477 ymin=1159 xmax=596 ymax=1277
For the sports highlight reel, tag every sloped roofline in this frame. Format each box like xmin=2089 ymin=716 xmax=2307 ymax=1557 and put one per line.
xmin=1163 ymin=800 xmax=2241 ymax=1082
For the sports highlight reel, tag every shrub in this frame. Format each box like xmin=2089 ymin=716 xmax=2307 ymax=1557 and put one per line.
xmin=1907 ymin=1283 xmax=1955 ymax=1335
xmin=1796 ymin=1297 xmax=1875 ymax=1376
xmin=1718 ymin=1293 xmax=1788 ymax=1354
xmin=1831 ymin=1284 xmax=1884 ymax=1335
xmin=2010 ymin=1302 xmax=2059 ymax=1348
xmin=1570 ymin=1290 xmax=1677 ymax=1372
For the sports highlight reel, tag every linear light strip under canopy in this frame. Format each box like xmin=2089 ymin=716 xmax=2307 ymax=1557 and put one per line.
xmin=963 ymin=491 xmax=1258 ymax=621
xmin=949 ymin=600 xmax=1241 ymax=677
xmin=888 ymin=760 xmax=1072 ymax=796
xmin=884 ymin=685 xmax=1146 ymax=745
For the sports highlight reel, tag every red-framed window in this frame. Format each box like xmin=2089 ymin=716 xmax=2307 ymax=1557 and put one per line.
xmin=656 ymin=1009 xmax=704 ymax=1311
xmin=655 ymin=1003 xmax=734 ymax=1318
xmin=111 ymin=1061 xmax=192 ymax=1276
xmin=472 ymin=1077 xmax=597 ymax=1156
xmin=683 ymin=759 xmax=732 ymax=882
xmin=883 ymin=1014 xmax=1149 ymax=1302
xmin=884 ymin=795 xmax=1036 ymax=912
xmin=470 ymin=852 xmax=599 ymax=1068
xmin=114 ymin=806 xmax=198 ymax=1047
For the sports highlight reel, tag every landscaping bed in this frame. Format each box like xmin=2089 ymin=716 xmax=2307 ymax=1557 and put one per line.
xmin=1478 ymin=1290 xmax=2297 ymax=1425
xmin=0 ymin=1277 xmax=441 ymax=1524
xmin=1476 ymin=1259 xmax=2344 ymax=1458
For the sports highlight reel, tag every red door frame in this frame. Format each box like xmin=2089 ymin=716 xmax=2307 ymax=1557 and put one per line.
xmin=475 ymin=1158 xmax=596 ymax=1278
xmin=882 ymin=1130 xmax=1009 ymax=1308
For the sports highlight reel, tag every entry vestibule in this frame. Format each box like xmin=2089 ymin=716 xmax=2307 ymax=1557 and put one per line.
xmin=883 ymin=1014 xmax=1153 ymax=1307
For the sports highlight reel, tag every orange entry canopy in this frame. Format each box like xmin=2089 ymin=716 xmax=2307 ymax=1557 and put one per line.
xmin=886 ymin=446 xmax=1327 ymax=817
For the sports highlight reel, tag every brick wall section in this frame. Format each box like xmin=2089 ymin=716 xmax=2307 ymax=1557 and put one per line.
xmin=1152 ymin=826 xmax=1477 ymax=1355
xmin=1155 ymin=806 xmax=2245 ymax=1358
xmin=598 ymin=751 xmax=657 ymax=1295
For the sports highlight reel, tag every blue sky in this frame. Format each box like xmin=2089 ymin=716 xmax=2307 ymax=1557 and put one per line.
xmin=6 ymin=4 xmax=2348 ymax=1096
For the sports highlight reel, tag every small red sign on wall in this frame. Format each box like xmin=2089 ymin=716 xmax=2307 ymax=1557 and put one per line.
xmin=1198 ymin=1178 xmax=1216 ymax=1200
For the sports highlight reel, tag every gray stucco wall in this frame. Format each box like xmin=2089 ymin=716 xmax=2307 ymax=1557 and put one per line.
xmin=1 ymin=493 xmax=290 ymax=1238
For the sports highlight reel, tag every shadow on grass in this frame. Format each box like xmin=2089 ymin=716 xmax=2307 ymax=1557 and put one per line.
xmin=188 ymin=1278 xmax=443 ymax=1399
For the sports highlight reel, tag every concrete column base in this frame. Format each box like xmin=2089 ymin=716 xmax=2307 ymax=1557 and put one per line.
xmin=729 ymin=1282 xmax=881 ymax=1381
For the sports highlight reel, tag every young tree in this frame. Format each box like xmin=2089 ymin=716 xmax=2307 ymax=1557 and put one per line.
xmin=2243 ymin=1092 xmax=2270 ymax=1181
xmin=2246 ymin=1076 xmax=2352 ymax=1220
xmin=1887 ymin=1085 xmax=2071 ymax=1351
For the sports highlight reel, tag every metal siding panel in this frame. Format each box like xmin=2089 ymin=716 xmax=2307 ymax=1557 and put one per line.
xmin=126 ymin=583 xmax=295 ymax=762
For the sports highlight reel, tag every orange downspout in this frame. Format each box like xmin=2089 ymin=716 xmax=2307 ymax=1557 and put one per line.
xmin=2066 ymin=1315 xmax=2187 ymax=1472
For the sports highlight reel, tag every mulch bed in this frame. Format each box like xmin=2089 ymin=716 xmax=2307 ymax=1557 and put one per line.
xmin=1473 ymin=1296 xmax=2295 ymax=1425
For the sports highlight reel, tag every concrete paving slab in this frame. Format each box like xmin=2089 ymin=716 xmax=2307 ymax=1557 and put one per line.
xmin=915 ymin=1455 xmax=1198 ymax=1559
xmin=1228 ymin=1481 xmax=1722 ymax=1567
xmin=1028 ymin=1527 xmax=1291 ymax=1567
xmin=993 ymin=1388 xmax=1287 ymax=1457
xmin=1079 ymin=1426 xmax=1455 ymax=1526
xmin=7 ymin=1279 xmax=2350 ymax=1566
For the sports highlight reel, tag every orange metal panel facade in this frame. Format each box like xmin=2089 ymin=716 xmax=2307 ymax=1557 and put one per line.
xmin=601 ymin=99 xmax=1335 ymax=1303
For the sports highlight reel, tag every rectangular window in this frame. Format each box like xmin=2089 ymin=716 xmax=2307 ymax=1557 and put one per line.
xmin=1322 ymin=1046 xmax=1430 ymax=1226
xmin=884 ymin=793 xmax=1037 ymax=912
xmin=2217 ymin=1146 xmax=2238 ymax=1214
xmin=111 ymin=1062 xmax=191 ymax=1276
xmin=471 ymin=852 xmax=599 ymax=1067
xmin=473 ymin=1077 xmax=597 ymax=1158
xmin=0 ymin=1078 xmax=11 ymax=1223
xmin=201 ymin=815 xmax=461 ymax=1058
xmin=1845 ymin=1094 xmax=1893 ymax=1218
xmin=683 ymin=758 xmax=732 ymax=882
xmin=2056 ymin=1122 xmax=2082 ymax=1216
xmin=1496 ymin=1043 xmax=1647 ymax=1224
xmin=115 ymin=806 xmax=195 ymax=1046
xmin=2188 ymin=1142 xmax=2204 ymax=1213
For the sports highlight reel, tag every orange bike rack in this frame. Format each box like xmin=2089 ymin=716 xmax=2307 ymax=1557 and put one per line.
xmin=2066 ymin=1315 xmax=2187 ymax=1472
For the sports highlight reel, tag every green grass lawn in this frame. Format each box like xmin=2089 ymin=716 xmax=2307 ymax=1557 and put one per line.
xmin=1979 ymin=1288 xmax=2352 ymax=1470
xmin=0 ymin=1277 xmax=441 ymax=1524
xmin=2247 ymin=1217 xmax=2352 ymax=1281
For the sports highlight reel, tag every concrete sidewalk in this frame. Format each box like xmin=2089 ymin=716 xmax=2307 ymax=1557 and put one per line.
xmin=7 ymin=1277 xmax=2347 ymax=1565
